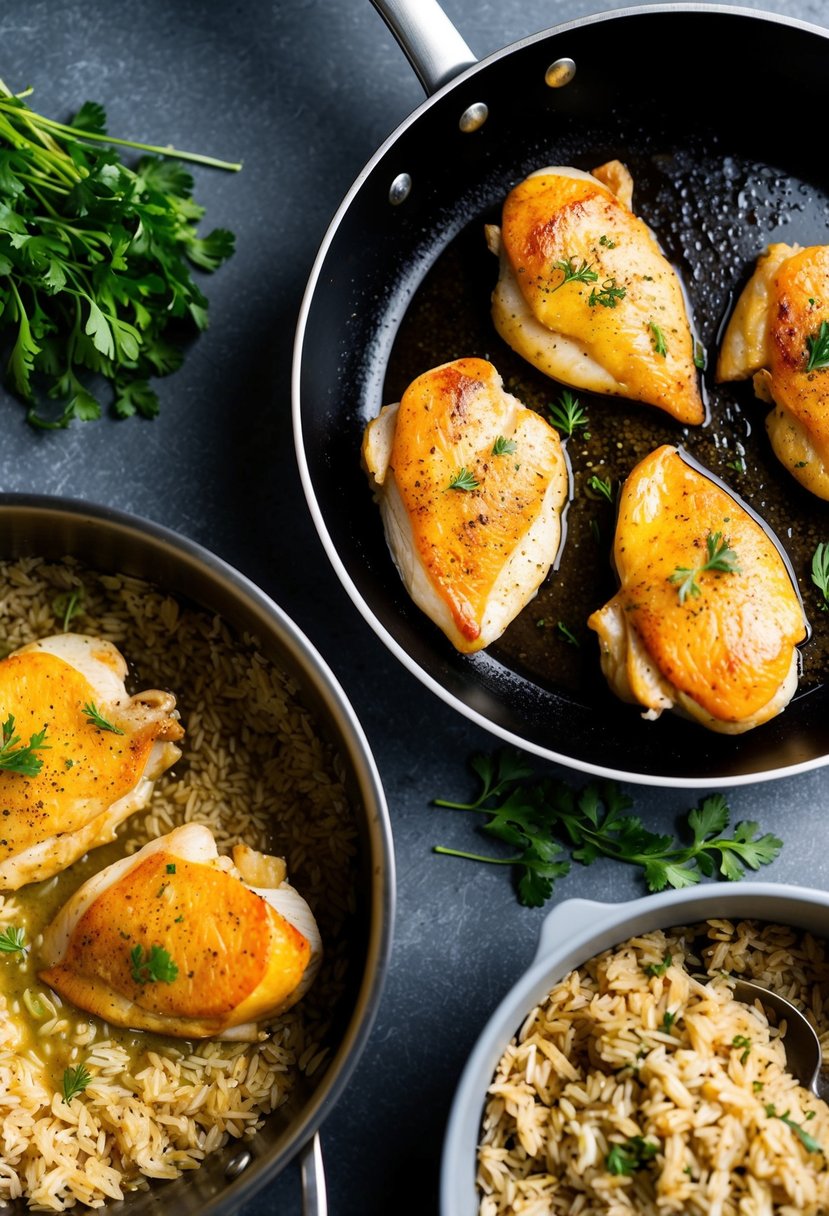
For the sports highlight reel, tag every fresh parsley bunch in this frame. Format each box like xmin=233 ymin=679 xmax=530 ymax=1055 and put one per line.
xmin=434 ymin=749 xmax=783 ymax=907
xmin=0 ymin=79 xmax=239 ymax=427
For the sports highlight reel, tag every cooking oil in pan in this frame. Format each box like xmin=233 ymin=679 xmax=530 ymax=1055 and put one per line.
xmin=383 ymin=147 xmax=829 ymax=701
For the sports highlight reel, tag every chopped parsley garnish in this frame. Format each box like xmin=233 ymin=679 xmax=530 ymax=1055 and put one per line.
xmin=0 ymin=714 xmax=49 ymax=776
xmin=61 ymin=1063 xmax=92 ymax=1104
xmin=448 ymin=467 xmax=479 ymax=492
xmin=166 ymin=863 xmax=177 ymax=874
xmin=650 ymin=321 xmax=668 ymax=357
xmin=53 ymin=586 xmax=85 ymax=632
xmin=805 ymin=320 xmax=829 ymax=372
xmin=598 ymin=234 xmax=616 ymax=249
xmin=551 ymin=257 xmax=598 ymax=290
xmin=588 ymin=277 xmax=626 ymax=309
xmin=432 ymin=751 xmax=782 ymax=907
xmin=606 ymin=1136 xmax=659 ymax=1175
xmin=129 ymin=943 xmax=179 ymax=985
xmin=586 ymin=474 xmax=613 ymax=502
xmin=645 ymin=953 xmax=672 ymax=977
xmin=556 ymin=621 xmax=580 ymax=647
xmin=0 ymin=926 xmax=26 ymax=953
xmin=548 ymin=389 xmax=589 ymax=438
xmin=491 ymin=436 xmax=517 ymax=456
xmin=82 ymin=702 xmax=124 ymax=734
xmin=732 ymin=1034 xmax=752 ymax=1064
xmin=765 ymin=1104 xmax=823 ymax=1154
xmin=811 ymin=542 xmax=829 ymax=611
xmin=662 ymin=1010 xmax=676 ymax=1032
xmin=668 ymin=531 xmax=741 ymax=604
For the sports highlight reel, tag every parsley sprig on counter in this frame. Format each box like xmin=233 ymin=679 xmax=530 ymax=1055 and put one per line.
xmin=433 ymin=750 xmax=782 ymax=907
xmin=0 ymin=79 xmax=239 ymax=427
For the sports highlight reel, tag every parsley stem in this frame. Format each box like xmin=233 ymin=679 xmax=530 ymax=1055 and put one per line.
xmin=20 ymin=112 xmax=243 ymax=172
xmin=433 ymin=846 xmax=517 ymax=865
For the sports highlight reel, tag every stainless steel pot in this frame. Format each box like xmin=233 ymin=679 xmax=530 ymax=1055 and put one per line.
xmin=441 ymin=882 xmax=829 ymax=1215
xmin=0 ymin=492 xmax=395 ymax=1215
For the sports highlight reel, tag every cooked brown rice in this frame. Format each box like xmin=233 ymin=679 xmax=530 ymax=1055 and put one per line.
xmin=0 ymin=556 xmax=359 ymax=1210
xmin=478 ymin=918 xmax=829 ymax=1215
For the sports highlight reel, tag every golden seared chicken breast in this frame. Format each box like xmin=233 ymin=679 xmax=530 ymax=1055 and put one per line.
xmin=39 ymin=823 xmax=322 ymax=1040
xmin=717 ymin=243 xmax=829 ymax=499
xmin=587 ymin=445 xmax=807 ymax=734
xmin=362 ymin=357 xmax=569 ymax=653
xmin=0 ymin=634 xmax=183 ymax=890
xmin=485 ymin=161 xmax=704 ymax=425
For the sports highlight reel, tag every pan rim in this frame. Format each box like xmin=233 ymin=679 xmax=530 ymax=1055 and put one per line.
xmin=292 ymin=2 xmax=829 ymax=790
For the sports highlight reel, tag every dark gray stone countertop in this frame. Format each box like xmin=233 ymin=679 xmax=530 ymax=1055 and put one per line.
xmin=0 ymin=2 xmax=828 ymax=1213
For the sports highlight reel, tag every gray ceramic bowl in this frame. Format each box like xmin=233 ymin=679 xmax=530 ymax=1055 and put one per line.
xmin=441 ymin=882 xmax=829 ymax=1216
xmin=0 ymin=492 xmax=395 ymax=1216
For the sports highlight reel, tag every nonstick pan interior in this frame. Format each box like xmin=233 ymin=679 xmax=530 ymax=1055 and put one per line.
xmin=294 ymin=5 xmax=829 ymax=786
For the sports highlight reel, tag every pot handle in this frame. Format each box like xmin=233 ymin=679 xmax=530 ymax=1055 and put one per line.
xmin=300 ymin=1132 xmax=328 ymax=1216
xmin=534 ymin=897 xmax=620 ymax=962
xmin=369 ymin=0 xmax=478 ymax=95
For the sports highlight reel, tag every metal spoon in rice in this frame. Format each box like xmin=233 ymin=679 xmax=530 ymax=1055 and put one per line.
xmin=734 ymin=979 xmax=828 ymax=1100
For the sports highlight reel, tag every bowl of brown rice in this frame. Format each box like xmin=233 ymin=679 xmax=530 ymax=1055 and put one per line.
xmin=0 ymin=492 xmax=394 ymax=1214
xmin=441 ymin=883 xmax=829 ymax=1216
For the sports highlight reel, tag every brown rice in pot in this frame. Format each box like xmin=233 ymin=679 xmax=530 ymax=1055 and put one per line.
xmin=0 ymin=556 xmax=360 ymax=1211
xmin=477 ymin=918 xmax=829 ymax=1215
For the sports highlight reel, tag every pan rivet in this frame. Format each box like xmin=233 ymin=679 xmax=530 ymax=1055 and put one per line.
xmin=389 ymin=172 xmax=412 ymax=205
xmin=545 ymin=57 xmax=576 ymax=88
xmin=458 ymin=102 xmax=488 ymax=133
xmin=224 ymin=1148 xmax=253 ymax=1179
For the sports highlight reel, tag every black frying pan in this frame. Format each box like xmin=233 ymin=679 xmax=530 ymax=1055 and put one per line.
xmin=293 ymin=0 xmax=829 ymax=788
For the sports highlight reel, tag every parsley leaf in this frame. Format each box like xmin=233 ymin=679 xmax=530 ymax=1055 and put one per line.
xmin=606 ymin=1136 xmax=659 ymax=1175
xmin=765 ymin=1104 xmax=824 ymax=1154
xmin=806 ymin=320 xmax=829 ymax=372
xmin=0 ymin=714 xmax=49 ymax=776
xmin=432 ymin=751 xmax=782 ymax=908
xmin=552 ymin=257 xmax=598 ymax=289
xmin=588 ymin=277 xmax=626 ymax=308
xmin=556 ymin=621 xmax=580 ymax=647
xmin=0 ymin=926 xmax=26 ymax=953
xmin=53 ymin=585 xmax=85 ymax=632
xmin=548 ymin=389 xmax=589 ymax=438
xmin=129 ymin=943 xmax=179 ymax=985
xmin=448 ymin=467 xmax=479 ymax=492
xmin=732 ymin=1034 xmax=752 ymax=1064
xmin=586 ymin=474 xmax=613 ymax=502
xmin=645 ymin=953 xmax=672 ymax=977
xmin=650 ymin=321 xmax=668 ymax=356
xmin=811 ymin=542 xmax=829 ymax=611
xmin=61 ymin=1063 xmax=92 ymax=1104
xmin=668 ymin=531 xmax=741 ymax=604
xmin=82 ymin=702 xmax=124 ymax=735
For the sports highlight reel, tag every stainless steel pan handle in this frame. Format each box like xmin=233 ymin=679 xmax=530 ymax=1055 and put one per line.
xmin=300 ymin=1132 xmax=328 ymax=1216
xmin=369 ymin=0 xmax=477 ymax=94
